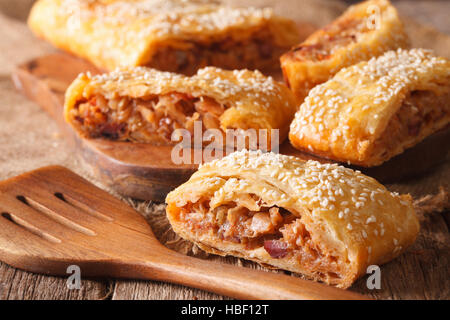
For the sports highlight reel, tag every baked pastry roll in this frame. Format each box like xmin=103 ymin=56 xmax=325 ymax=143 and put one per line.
xmin=166 ymin=150 xmax=420 ymax=288
xmin=289 ymin=48 xmax=450 ymax=167
xmin=28 ymin=0 xmax=300 ymax=74
xmin=64 ymin=66 xmax=297 ymax=146
xmin=280 ymin=0 xmax=409 ymax=101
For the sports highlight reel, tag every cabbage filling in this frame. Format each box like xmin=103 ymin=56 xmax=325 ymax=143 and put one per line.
xmin=290 ymin=17 xmax=367 ymax=61
xmin=71 ymin=92 xmax=226 ymax=144
xmin=370 ymin=89 xmax=450 ymax=161
xmin=150 ymin=28 xmax=285 ymax=75
xmin=179 ymin=194 xmax=343 ymax=280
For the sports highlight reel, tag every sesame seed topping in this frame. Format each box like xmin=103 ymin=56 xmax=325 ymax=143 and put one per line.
xmin=82 ymin=66 xmax=286 ymax=109
xmin=161 ymin=148 xmax=422 ymax=266
xmin=290 ymin=48 xmax=449 ymax=159
xmin=62 ymin=0 xmax=275 ymax=39
xmin=194 ymin=150 xmax=414 ymax=246
xmin=366 ymin=216 xmax=376 ymax=224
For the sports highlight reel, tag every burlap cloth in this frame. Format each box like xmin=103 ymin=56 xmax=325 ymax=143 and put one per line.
xmin=0 ymin=0 xmax=449 ymax=300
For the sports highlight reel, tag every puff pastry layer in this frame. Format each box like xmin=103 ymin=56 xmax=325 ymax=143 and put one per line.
xmin=289 ymin=48 xmax=450 ymax=167
xmin=281 ymin=0 xmax=409 ymax=101
xmin=28 ymin=0 xmax=300 ymax=74
xmin=166 ymin=150 xmax=419 ymax=288
xmin=64 ymin=67 xmax=297 ymax=146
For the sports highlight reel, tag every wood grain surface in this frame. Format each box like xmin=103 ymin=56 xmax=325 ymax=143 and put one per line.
xmin=0 ymin=0 xmax=449 ymax=300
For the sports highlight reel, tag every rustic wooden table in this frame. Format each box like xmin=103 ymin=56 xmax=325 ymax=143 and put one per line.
xmin=0 ymin=0 xmax=449 ymax=300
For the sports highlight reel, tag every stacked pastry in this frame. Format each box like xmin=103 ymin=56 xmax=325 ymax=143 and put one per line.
xmin=64 ymin=67 xmax=297 ymax=148
xmin=28 ymin=0 xmax=300 ymax=74
xmin=281 ymin=0 xmax=410 ymax=101
xmin=166 ymin=150 xmax=420 ymax=288
xmin=27 ymin=0 xmax=450 ymax=289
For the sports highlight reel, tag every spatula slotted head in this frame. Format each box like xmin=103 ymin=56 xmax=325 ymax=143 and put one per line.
xmin=0 ymin=166 xmax=162 ymax=277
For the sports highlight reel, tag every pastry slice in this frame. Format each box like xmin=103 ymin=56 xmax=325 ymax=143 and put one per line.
xmin=289 ymin=48 xmax=450 ymax=167
xmin=281 ymin=0 xmax=409 ymax=101
xmin=28 ymin=0 xmax=300 ymax=74
xmin=64 ymin=67 xmax=297 ymax=147
xmin=166 ymin=150 xmax=420 ymax=288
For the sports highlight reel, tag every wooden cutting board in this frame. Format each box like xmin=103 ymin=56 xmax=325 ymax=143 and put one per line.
xmin=12 ymin=49 xmax=450 ymax=201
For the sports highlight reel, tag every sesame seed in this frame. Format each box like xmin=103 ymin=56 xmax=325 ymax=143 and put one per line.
xmin=87 ymin=65 xmax=288 ymax=111
xmin=366 ymin=216 xmax=376 ymax=224
xmin=187 ymin=150 xmax=415 ymax=256
xmin=64 ymin=0 xmax=277 ymax=40
xmin=290 ymin=48 xmax=448 ymax=160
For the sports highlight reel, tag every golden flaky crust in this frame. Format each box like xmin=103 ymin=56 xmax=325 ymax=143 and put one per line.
xmin=289 ymin=48 xmax=450 ymax=167
xmin=28 ymin=0 xmax=299 ymax=73
xmin=281 ymin=0 xmax=409 ymax=101
xmin=64 ymin=66 xmax=297 ymax=143
xmin=166 ymin=150 xmax=420 ymax=288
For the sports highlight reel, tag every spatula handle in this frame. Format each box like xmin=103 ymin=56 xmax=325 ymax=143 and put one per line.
xmin=129 ymin=250 xmax=369 ymax=300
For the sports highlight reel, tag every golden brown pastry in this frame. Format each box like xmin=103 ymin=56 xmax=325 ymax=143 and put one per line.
xmin=281 ymin=0 xmax=409 ymax=101
xmin=28 ymin=0 xmax=300 ymax=74
xmin=64 ymin=66 xmax=297 ymax=147
xmin=166 ymin=150 xmax=420 ymax=288
xmin=289 ymin=48 xmax=450 ymax=167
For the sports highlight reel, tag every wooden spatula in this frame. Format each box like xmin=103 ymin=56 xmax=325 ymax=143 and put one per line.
xmin=0 ymin=166 xmax=369 ymax=300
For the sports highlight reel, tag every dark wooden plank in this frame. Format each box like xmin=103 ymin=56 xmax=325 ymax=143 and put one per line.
xmin=111 ymin=0 xmax=450 ymax=300
xmin=0 ymin=262 xmax=110 ymax=300
xmin=112 ymin=280 xmax=229 ymax=300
